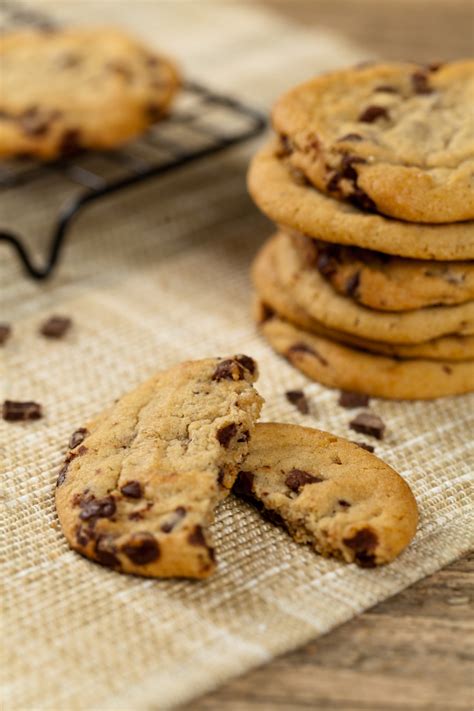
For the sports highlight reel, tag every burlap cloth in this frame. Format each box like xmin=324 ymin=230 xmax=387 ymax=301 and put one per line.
xmin=1 ymin=2 xmax=473 ymax=709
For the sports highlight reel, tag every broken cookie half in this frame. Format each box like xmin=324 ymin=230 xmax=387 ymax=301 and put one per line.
xmin=55 ymin=355 xmax=263 ymax=578
xmin=233 ymin=423 xmax=418 ymax=567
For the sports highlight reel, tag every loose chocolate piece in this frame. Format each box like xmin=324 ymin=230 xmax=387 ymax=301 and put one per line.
xmin=212 ymin=358 xmax=245 ymax=382
xmin=350 ymin=440 xmax=375 ymax=453
xmin=285 ymin=469 xmax=323 ymax=491
xmin=343 ymin=527 xmax=378 ymax=567
xmin=349 ymin=412 xmax=385 ymax=440
xmin=411 ymin=70 xmax=433 ymax=94
xmin=0 ymin=323 xmax=11 ymax=345
xmin=40 ymin=315 xmax=72 ymax=338
xmin=79 ymin=495 xmax=116 ymax=521
xmin=285 ymin=389 xmax=310 ymax=415
xmin=233 ymin=470 xmax=255 ymax=498
xmin=216 ymin=422 xmax=238 ymax=448
xmin=120 ymin=481 xmax=142 ymax=499
xmin=358 ymin=105 xmax=390 ymax=123
xmin=69 ymin=427 xmax=88 ymax=449
xmin=339 ymin=391 xmax=370 ymax=409
xmin=122 ymin=532 xmax=160 ymax=564
xmin=160 ymin=506 xmax=186 ymax=533
xmin=2 ymin=400 xmax=42 ymax=422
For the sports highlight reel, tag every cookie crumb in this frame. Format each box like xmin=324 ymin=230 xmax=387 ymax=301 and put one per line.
xmin=339 ymin=391 xmax=370 ymax=409
xmin=40 ymin=315 xmax=72 ymax=339
xmin=349 ymin=412 xmax=385 ymax=440
xmin=2 ymin=400 xmax=42 ymax=422
xmin=285 ymin=389 xmax=310 ymax=415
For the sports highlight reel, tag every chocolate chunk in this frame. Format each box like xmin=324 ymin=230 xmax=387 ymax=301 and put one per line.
xmin=285 ymin=468 xmax=323 ymax=492
xmin=2 ymin=400 xmax=42 ymax=422
xmin=326 ymin=171 xmax=342 ymax=193
xmin=69 ymin=427 xmax=88 ymax=449
xmin=317 ymin=249 xmax=338 ymax=277
xmin=351 ymin=440 xmax=375 ymax=453
xmin=94 ymin=536 xmax=120 ymax=568
xmin=233 ymin=471 xmax=255 ymax=498
xmin=287 ymin=342 xmax=328 ymax=366
xmin=338 ymin=499 xmax=351 ymax=508
xmin=285 ymin=389 xmax=309 ymax=415
xmin=187 ymin=525 xmax=207 ymax=547
xmin=411 ymin=71 xmax=433 ymax=94
xmin=160 ymin=506 xmax=186 ymax=533
xmin=216 ymin=422 xmax=237 ymax=448
xmin=442 ymin=365 xmax=453 ymax=374
xmin=120 ymin=481 xmax=142 ymax=499
xmin=235 ymin=354 xmax=256 ymax=375
xmin=340 ymin=154 xmax=366 ymax=181
xmin=40 ymin=315 xmax=72 ymax=338
xmin=59 ymin=129 xmax=81 ymax=157
xmin=349 ymin=412 xmax=385 ymax=440
xmin=374 ymin=84 xmax=399 ymax=93
xmin=358 ymin=105 xmax=390 ymax=122
xmin=76 ymin=524 xmax=92 ymax=547
xmin=56 ymin=463 xmax=69 ymax=487
xmin=339 ymin=391 xmax=370 ymax=409
xmin=343 ymin=527 xmax=378 ymax=567
xmin=122 ymin=533 xmax=160 ymax=565
xmin=348 ymin=187 xmax=377 ymax=212
xmin=0 ymin=324 xmax=11 ymax=345
xmin=344 ymin=271 xmax=360 ymax=296
xmin=212 ymin=358 xmax=245 ymax=382
xmin=79 ymin=495 xmax=116 ymax=521
xmin=338 ymin=133 xmax=363 ymax=142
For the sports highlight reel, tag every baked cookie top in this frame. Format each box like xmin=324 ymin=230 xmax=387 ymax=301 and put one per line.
xmin=0 ymin=27 xmax=180 ymax=159
xmin=289 ymin=232 xmax=474 ymax=312
xmin=55 ymin=355 xmax=263 ymax=578
xmin=247 ymin=141 xmax=474 ymax=261
xmin=264 ymin=231 xmax=474 ymax=345
xmin=233 ymin=423 xmax=418 ymax=565
xmin=272 ymin=61 xmax=474 ymax=223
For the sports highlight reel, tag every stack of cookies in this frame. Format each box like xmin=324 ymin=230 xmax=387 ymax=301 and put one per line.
xmin=248 ymin=61 xmax=474 ymax=399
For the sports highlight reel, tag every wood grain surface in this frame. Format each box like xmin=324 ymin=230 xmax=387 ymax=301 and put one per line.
xmin=182 ymin=2 xmax=473 ymax=708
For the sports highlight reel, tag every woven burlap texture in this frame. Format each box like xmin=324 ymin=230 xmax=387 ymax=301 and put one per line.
xmin=1 ymin=3 xmax=473 ymax=710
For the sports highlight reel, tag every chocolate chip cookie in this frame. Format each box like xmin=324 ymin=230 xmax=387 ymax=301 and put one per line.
xmin=272 ymin=61 xmax=474 ymax=223
xmin=0 ymin=28 xmax=180 ymax=159
xmin=288 ymin=232 xmax=474 ymax=312
xmin=248 ymin=140 xmax=474 ymax=261
xmin=233 ymin=423 xmax=418 ymax=566
xmin=55 ymin=356 xmax=263 ymax=578
xmin=264 ymin=232 xmax=474 ymax=345
xmin=258 ymin=315 xmax=474 ymax=399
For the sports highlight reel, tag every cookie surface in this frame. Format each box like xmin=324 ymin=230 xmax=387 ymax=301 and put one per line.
xmin=55 ymin=355 xmax=263 ymax=578
xmin=261 ymin=233 xmax=474 ymax=345
xmin=233 ymin=423 xmax=418 ymax=566
xmin=289 ymin=232 xmax=474 ymax=312
xmin=259 ymin=315 xmax=474 ymax=399
xmin=248 ymin=140 xmax=474 ymax=261
xmin=0 ymin=28 xmax=180 ymax=159
xmin=273 ymin=61 xmax=474 ymax=223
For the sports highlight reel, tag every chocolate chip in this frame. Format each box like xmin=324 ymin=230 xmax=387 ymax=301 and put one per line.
xmin=358 ymin=105 xmax=390 ymax=122
xmin=94 ymin=535 xmax=120 ymax=568
xmin=186 ymin=526 xmax=206 ymax=547
xmin=257 ymin=302 xmax=274 ymax=324
xmin=40 ymin=315 xmax=71 ymax=338
xmin=276 ymin=134 xmax=292 ymax=157
xmin=76 ymin=524 xmax=92 ymax=547
xmin=411 ymin=71 xmax=433 ymax=94
xmin=317 ymin=249 xmax=338 ymax=277
xmin=285 ymin=389 xmax=309 ymax=415
xmin=349 ymin=412 xmax=385 ymax=440
xmin=2 ymin=400 xmax=42 ymax=422
xmin=212 ymin=359 xmax=245 ymax=382
xmin=237 ymin=430 xmax=250 ymax=443
xmin=339 ymin=391 xmax=370 ymax=409
xmin=69 ymin=427 xmax=88 ymax=449
xmin=344 ymin=271 xmax=360 ymax=297
xmin=287 ymin=342 xmax=328 ymax=366
xmin=351 ymin=440 xmax=375 ymax=453
xmin=57 ymin=52 xmax=81 ymax=69
xmin=107 ymin=61 xmax=133 ymax=82
xmin=338 ymin=133 xmax=363 ymax=142
xmin=338 ymin=499 xmax=351 ymax=508
xmin=79 ymin=495 xmax=116 ymax=521
xmin=233 ymin=471 xmax=255 ymax=498
xmin=217 ymin=468 xmax=225 ymax=486
xmin=348 ymin=187 xmax=377 ymax=212
xmin=0 ymin=324 xmax=11 ymax=345
xmin=343 ymin=527 xmax=378 ymax=567
xmin=427 ymin=62 xmax=443 ymax=72
xmin=442 ymin=365 xmax=453 ymax=374
xmin=262 ymin=508 xmax=286 ymax=528
xmin=235 ymin=354 xmax=256 ymax=375
xmin=216 ymin=422 xmax=237 ymax=448
xmin=122 ymin=533 xmax=160 ymax=565
xmin=147 ymin=104 xmax=164 ymax=122
xmin=59 ymin=129 xmax=81 ymax=157
xmin=160 ymin=506 xmax=186 ymax=533
xmin=120 ymin=481 xmax=142 ymax=499
xmin=56 ymin=463 xmax=69 ymax=487
xmin=285 ymin=468 xmax=323 ymax=492
xmin=327 ymin=171 xmax=342 ymax=193
xmin=374 ymin=85 xmax=399 ymax=93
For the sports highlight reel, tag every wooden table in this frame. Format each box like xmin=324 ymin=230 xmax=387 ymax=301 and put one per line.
xmin=184 ymin=2 xmax=474 ymax=708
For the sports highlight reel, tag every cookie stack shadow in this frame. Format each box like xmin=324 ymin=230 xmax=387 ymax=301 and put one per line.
xmin=248 ymin=62 xmax=474 ymax=399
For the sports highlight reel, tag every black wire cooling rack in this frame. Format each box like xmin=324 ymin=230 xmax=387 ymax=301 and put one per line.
xmin=0 ymin=3 xmax=266 ymax=280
